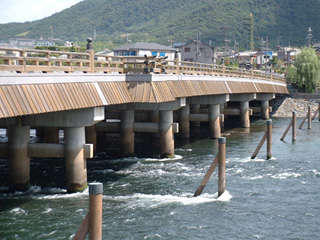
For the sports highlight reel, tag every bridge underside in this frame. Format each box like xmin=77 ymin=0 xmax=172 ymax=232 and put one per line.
xmin=0 ymin=73 xmax=288 ymax=193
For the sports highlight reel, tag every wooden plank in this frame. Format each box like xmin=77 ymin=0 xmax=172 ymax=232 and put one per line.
xmin=0 ymin=87 xmax=11 ymax=117
xmin=49 ymin=84 xmax=63 ymax=111
xmin=41 ymin=84 xmax=57 ymax=112
xmin=251 ymin=132 xmax=267 ymax=159
xmin=33 ymin=85 xmax=50 ymax=112
xmin=55 ymin=84 xmax=71 ymax=110
xmin=73 ymin=213 xmax=89 ymax=240
xmin=21 ymin=85 xmax=38 ymax=114
xmin=29 ymin=85 xmax=46 ymax=113
xmin=7 ymin=86 xmax=25 ymax=115
xmin=11 ymin=85 xmax=28 ymax=115
xmin=193 ymin=154 xmax=218 ymax=197
xmin=61 ymin=84 xmax=75 ymax=109
xmin=15 ymin=85 xmax=33 ymax=114
xmin=2 ymin=86 xmax=20 ymax=116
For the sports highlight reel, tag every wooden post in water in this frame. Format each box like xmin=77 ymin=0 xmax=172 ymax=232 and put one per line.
xmin=89 ymin=182 xmax=103 ymax=240
xmin=74 ymin=182 xmax=103 ymax=240
xmin=308 ymin=105 xmax=312 ymax=129
xmin=292 ymin=111 xmax=296 ymax=142
xmin=319 ymin=102 xmax=320 ymax=122
xmin=266 ymin=120 xmax=272 ymax=160
xmin=218 ymin=137 xmax=226 ymax=197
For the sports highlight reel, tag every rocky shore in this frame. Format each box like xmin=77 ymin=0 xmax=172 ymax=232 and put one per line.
xmin=272 ymin=97 xmax=319 ymax=118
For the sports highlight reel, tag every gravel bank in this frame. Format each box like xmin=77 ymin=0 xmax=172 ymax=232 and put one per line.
xmin=272 ymin=97 xmax=319 ymax=118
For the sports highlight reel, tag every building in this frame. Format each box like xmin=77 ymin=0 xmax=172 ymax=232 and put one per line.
xmin=113 ymin=42 xmax=177 ymax=61
xmin=232 ymin=51 xmax=257 ymax=69
xmin=175 ymin=41 xmax=215 ymax=64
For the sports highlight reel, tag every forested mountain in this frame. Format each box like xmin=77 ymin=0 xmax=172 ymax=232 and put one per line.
xmin=1 ymin=0 xmax=320 ymax=49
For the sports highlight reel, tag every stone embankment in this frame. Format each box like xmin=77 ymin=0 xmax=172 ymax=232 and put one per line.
xmin=272 ymin=97 xmax=319 ymax=118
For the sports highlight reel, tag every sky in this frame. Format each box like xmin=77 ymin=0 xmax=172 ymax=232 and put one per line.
xmin=0 ymin=0 xmax=83 ymax=24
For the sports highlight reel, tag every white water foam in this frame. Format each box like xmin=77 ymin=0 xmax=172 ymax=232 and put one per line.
xmin=144 ymin=154 xmax=183 ymax=162
xmin=10 ymin=207 xmax=28 ymax=215
xmin=271 ymin=172 xmax=302 ymax=179
xmin=104 ymin=190 xmax=232 ymax=208
xmin=42 ymin=208 xmax=52 ymax=214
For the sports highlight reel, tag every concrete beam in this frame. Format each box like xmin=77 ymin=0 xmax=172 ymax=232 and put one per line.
xmin=255 ymin=93 xmax=275 ymax=101
xmin=27 ymin=143 xmax=93 ymax=158
xmin=187 ymin=94 xmax=229 ymax=105
xmin=121 ymin=98 xmax=186 ymax=111
xmin=0 ymin=107 xmax=105 ymax=128
xmin=224 ymin=108 xmax=253 ymax=116
xmin=229 ymin=93 xmax=256 ymax=102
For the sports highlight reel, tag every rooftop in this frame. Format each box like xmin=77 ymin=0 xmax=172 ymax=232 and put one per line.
xmin=113 ymin=42 xmax=177 ymax=52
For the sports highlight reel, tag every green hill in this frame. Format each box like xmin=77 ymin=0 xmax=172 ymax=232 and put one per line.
xmin=1 ymin=0 xmax=320 ymax=49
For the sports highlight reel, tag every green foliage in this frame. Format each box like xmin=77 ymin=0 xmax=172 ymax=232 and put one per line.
xmin=1 ymin=0 xmax=320 ymax=49
xmin=293 ymin=47 xmax=320 ymax=93
xmin=35 ymin=46 xmax=86 ymax=52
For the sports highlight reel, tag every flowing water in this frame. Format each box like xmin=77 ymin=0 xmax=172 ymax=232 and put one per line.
xmin=0 ymin=118 xmax=320 ymax=239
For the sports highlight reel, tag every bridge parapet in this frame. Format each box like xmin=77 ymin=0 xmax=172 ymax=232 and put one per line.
xmin=0 ymin=47 xmax=286 ymax=83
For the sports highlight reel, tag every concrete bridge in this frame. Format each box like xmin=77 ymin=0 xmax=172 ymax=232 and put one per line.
xmin=0 ymin=47 xmax=288 ymax=193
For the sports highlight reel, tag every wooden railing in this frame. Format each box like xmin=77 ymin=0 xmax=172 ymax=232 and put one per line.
xmin=0 ymin=47 xmax=286 ymax=83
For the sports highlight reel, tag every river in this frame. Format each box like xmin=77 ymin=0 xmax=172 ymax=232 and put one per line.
xmin=0 ymin=118 xmax=319 ymax=239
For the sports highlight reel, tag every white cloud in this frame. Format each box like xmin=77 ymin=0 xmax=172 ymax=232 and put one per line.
xmin=0 ymin=0 xmax=83 ymax=24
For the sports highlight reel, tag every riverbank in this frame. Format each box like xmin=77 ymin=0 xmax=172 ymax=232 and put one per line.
xmin=272 ymin=97 xmax=319 ymax=118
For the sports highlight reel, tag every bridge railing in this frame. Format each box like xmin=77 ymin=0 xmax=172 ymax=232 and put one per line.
xmin=0 ymin=47 xmax=286 ymax=83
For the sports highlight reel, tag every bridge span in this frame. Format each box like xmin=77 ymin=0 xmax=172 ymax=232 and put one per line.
xmin=0 ymin=47 xmax=288 ymax=193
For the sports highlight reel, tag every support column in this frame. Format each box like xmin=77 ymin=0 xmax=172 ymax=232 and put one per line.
xmin=64 ymin=127 xmax=87 ymax=193
xmin=261 ymin=100 xmax=270 ymax=120
xmin=240 ymin=101 xmax=250 ymax=128
xmin=86 ymin=125 xmax=97 ymax=153
xmin=159 ymin=110 xmax=174 ymax=158
xmin=120 ymin=110 xmax=134 ymax=157
xmin=190 ymin=104 xmax=200 ymax=127
xmin=45 ymin=127 xmax=59 ymax=143
xmin=8 ymin=125 xmax=30 ymax=192
xmin=220 ymin=103 xmax=225 ymax=128
xmin=178 ymin=104 xmax=190 ymax=138
xmin=209 ymin=104 xmax=221 ymax=139
xmin=149 ymin=110 xmax=160 ymax=138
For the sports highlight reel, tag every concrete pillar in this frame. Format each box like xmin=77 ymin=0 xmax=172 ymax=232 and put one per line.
xmin=8 ymin=125 xmax=30 ymax=192
xmin=64 ymin=127 xmax=87 ymax=193
xmin=149 ymin=110 xmax=160 ymax=138
xmin=240 ymin=101 xmax=250 ymax=128
xmin=220 ymin=103 xmax=225 ymax=128
xmin=86 ymin=125 xmax=97 ymax=153
xmin=261 ymin=100 xmax=270 ymax=120
xmin=178 ymin=104 xmax=190 ymax=138
xmin=159 ymin=110 xmax=174 ymax=158
xmin=190 ymin=104 xmax=200 ymax=127
xmin=45 ymin=127 xmax=59 ymax=143
xmin=209 ymin=104 xmax=221 ymax=138
xmin=120 ymin=110 xmax=134 ymax=157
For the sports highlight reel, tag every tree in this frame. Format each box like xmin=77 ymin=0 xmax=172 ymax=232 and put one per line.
xmin=293 ymin=47 xmax=320 ymax=93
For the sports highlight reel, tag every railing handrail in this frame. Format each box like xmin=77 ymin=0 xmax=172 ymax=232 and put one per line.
xmin=0 ymin=47 xmax=286 ymax=82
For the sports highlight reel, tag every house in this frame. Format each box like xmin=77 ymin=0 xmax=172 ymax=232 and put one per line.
xmin=175 ymin=41 xmax=215 ymax=64
xmin=113 ymin=42 xmax=177 ymax=61
xmin=232 ymin=51 xmax=257 ymax=69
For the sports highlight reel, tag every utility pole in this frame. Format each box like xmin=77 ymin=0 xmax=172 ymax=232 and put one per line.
xmin=306 ymin=27 xmax=313 ymax=47
xmin=265 ymin=36 xmax=268 ymax=73
xmin=220 ymin=24 xmax=231 ymax=58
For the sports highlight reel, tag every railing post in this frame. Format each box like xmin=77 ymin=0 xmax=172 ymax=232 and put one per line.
xmin=267 ymin=120 xmax=272 ymax=160
xmin=292 ymin=111 xmax=296 ymax=141
xmin=218 ymin=137 xmax=226 ymax=197
xmin=308 ymin=105 xmax=311 ymax=129
xmin=175 ymin=51 xmax=180 ymax=74
xmin=89 ymin=182 xmax=103 ymax=240
xmin=86 ymin=38 xmax=95 ymax=73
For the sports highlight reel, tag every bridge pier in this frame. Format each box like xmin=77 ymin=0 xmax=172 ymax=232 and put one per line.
xmin=178 ymin=104 xmax=190 ymax=138
xmin=209 ymin=104 xmax=221 ymax=139
xmin=230 ymin=94 xmax=256 ymax=128
xmin=160 ymin=110 xmax=174 ymax=158
xmin=120 ymin=110 xmax=135 ymax=157
xmin=256 ymin=94 xmax=275 ymax=120
xmin=190 ymin=104 xmax=201 ymax=127
xmin=86 ymin=125 xmax=97 ymax=153
xmin=8 ymin=125 xmax=30 ymax=192
xmin=65 ymin=127 xmax=88 ymax=193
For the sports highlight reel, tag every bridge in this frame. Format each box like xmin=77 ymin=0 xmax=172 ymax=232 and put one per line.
xmin=0 ymin=47 xmax=288 ymax=193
